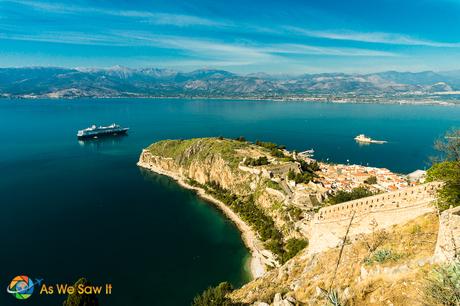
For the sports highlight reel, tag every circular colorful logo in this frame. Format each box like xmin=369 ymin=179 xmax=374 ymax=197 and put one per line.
xmin=7 ymin=276 xmax=35 ymax=299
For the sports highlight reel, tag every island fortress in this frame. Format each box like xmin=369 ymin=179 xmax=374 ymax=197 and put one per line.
xmin=308 ymin=182 xmax=442 ymax=254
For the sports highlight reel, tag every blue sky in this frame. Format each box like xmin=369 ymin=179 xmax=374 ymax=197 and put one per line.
xmin=1 ymin=0 xmax=460 ymax=74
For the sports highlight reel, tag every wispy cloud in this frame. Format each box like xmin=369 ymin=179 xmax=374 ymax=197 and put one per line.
xmin=0 ymin=28 xmax=398 ymax=62
xmin=0 ymin=0 xmax=408 ymax=72
xmin=125 ymin=35 xmax=398 ymax=65
xmin=265 ymin=43 xmax=397 ymax=57
xmin=0 ymin=31 xmax=128 ymax=46
xmin=1 ymin=0 xmax=225 ymax=27
xmin=285 ymin=26 xmax=460 ymax=48
xmin=150 ymin=59 xmax=256 ymax=68
xmin=1 ymin=1 xmax=447 ymax=51
xmin=113 ymin=32 xmax=278 ymax=63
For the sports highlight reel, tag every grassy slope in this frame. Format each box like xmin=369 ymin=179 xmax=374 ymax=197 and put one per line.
xmin=147 ymin=138 xmax=251 ymax=169
xmin=230 ymin=212 xmax=440 ymax=305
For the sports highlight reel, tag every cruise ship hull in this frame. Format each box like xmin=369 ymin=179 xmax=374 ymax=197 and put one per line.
xmin=77 ymin=128 xmax=129 ymax=139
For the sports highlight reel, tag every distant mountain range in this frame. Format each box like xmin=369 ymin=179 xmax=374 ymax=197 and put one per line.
xmin=1 ymin=66 xmax=460 ymax=100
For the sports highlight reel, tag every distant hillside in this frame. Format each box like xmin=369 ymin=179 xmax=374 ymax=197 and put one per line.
xmin=1 ymin=66 xmax=460 ymax=100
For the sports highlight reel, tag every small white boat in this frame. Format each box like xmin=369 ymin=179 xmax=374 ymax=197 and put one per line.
xmin=354 ymin=134 xmax=387 ymax=144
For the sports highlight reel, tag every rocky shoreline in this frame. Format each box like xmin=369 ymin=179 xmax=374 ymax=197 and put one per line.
xmin=137 ymin=157 xmax=270 ymax=279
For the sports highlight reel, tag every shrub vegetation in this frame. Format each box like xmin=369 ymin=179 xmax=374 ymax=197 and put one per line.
xmin=192 ymin=282 xmax=242 ymax=306
xmin=363 ymin=248 xmax=402 ymax=265
xmin=266 ymin=180 xmax=282 ymax=191
xmin=327 ymin=187 xmax=375 ymax=205
xmin=427 ymin=129 xmax=460 ymax=211
xmin=283 ymin=238 xmax=309 ymax=262
xmin=286 ymin=205 xmax=303 ymax=221
xmin=299 ymin=160 xmax=320 ymax=173
xmin=255 ymin=140 xmax=281 ymax=150
xmin=193 ymin=180 xmax=307 ymax=263
xmin=424 ymin=260 xmax=460 ymax=306
xmin=148 ymin=138 xmax=247 ymax=169
xmin=244 ymin=156 xmax=269 ymax=166
xmin=364 ymin=176 xmax=378 ymax=185
xmin=270 ymin=148 xmax=285 ymax=158
xmin=254 ymin=140 xmax=286 ymax=158
xmin=287 ymin=169 xmax=314 ymax=184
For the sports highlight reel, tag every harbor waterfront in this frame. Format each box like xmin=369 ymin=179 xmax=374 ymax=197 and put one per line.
xmin=1 ymin=98 xmax=460 ymax=305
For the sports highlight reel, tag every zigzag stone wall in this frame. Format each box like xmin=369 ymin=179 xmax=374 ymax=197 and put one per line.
xmin=308 ymin=182 xmax=442 ymax=255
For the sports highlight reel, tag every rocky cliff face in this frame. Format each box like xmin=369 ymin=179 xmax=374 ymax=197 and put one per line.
xmin=140 ymin=148 xmax=251 ymax=193
xmin=138 ymin=138 xmax=312 ymax=240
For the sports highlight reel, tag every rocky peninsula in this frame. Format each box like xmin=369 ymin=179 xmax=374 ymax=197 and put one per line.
xmin=138 ymin=137 xmax=459 ymax=305
xmin=137 ymin=137 xmax=310 ymax=277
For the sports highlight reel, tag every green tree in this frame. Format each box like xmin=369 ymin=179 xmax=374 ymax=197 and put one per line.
xmin=427 ymin=161 xmax=460 ymax=211
xmin=270 ymin=148 xmax=285 ymax=158
xmin=192 ymin=282 xmax=241 ymax=306
xmin=309 ymin=161 xmax=321 ymax=172
xmin=287 ymin=169 xmax=314 ymax=184
xmin=264 ymin=239 xmax=284 ymax=258
xmin=299 ymin=160 xmax=320 ymax=173
xmin=427 ymin=129 xmax=460 ymax=211
xmin=63 ymin=278 xmax=98 ymax=306
xmin=328 ymin=187 xmax=375 ymax=205
xmin=364 ymin=176 xmax=378 ymax=185
xmin=255 ymin=140 xmax=278 ymax=150
xmin=282 ymin=238 xmax=308 ymax=262
xmin=244 ymin=156 xmax=269 ymax=166
xmin=433 ymin=128 xmax=460 ymax=162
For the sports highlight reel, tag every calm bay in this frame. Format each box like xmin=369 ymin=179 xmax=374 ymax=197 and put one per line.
xmin=1 ymin=99 xmax=459 ymax=305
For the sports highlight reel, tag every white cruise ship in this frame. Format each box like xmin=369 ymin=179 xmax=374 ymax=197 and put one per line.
xmin=77 ymin=124 xmax=129 ymax=139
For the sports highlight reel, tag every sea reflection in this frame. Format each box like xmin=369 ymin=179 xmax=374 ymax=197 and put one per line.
xmin=78 ymin=134 xmax=128 ymax=149
xmin=138 ymin=167 xmax=184 ymax=191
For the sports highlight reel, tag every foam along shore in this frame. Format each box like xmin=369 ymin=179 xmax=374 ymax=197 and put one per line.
xmin=137 ymin=158 xmax=272 ymax=279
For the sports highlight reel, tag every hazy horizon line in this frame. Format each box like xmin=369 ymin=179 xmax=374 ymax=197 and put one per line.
xmin=1 ymin=64 xmax=457 ymax=77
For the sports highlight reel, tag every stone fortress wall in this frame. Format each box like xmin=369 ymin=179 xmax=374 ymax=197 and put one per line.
xmin=434 ymin=205 xmax=460 ymax=262
xmin=308 ymin=182 xmax=443 ymax=255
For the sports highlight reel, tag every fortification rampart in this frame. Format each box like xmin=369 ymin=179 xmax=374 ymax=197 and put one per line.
xmin=434 ymin=206 xmax=460 ymax=263
xmin=315 ymin=182 xmax=441 ymax=223
xmin=308 ymin=182 xmax=442 ymax=254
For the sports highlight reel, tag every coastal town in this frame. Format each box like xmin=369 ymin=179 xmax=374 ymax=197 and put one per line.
xmin=293 ymin=149 xmax=425 ymax=193
xmin=231 ymin=142 xmax=429 ymax=217
xmin=318 ymin=163 xmax=421 ymax=192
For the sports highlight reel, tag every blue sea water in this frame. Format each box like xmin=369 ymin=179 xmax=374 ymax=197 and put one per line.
xmin=0 ymin=99 xmax=459 ymax=306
